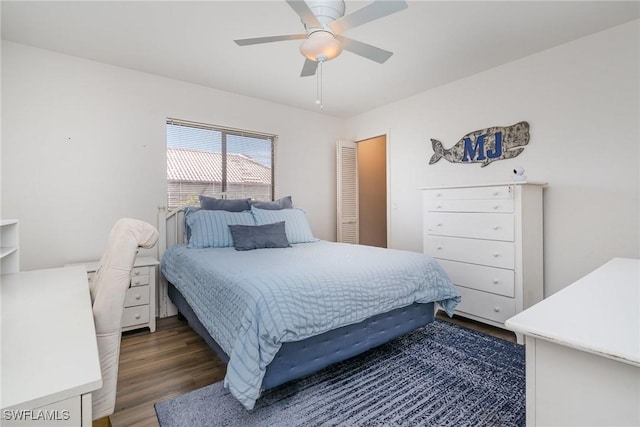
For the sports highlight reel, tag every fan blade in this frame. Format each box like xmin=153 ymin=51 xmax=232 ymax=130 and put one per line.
xmin=300 ymin=58 xmax=318 ymax=77
xmin=337 ymin=36 xmax=393 ymax=64
xmin=329 ymin=1 xmax=408 ymax=35
xmin=286 ymin=0 xmax=323 ymax=29
xmin=234 ymin=34 xmax=307 ymax=46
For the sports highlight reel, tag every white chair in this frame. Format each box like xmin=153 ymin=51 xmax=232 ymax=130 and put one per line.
xmin=89 ymin=218 xmax=159 ymax=420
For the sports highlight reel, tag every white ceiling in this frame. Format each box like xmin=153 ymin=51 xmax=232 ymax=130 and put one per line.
xmin=2 ymin=1 xmax=639 ymax=118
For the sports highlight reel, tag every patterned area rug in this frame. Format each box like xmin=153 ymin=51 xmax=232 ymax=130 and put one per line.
xmin=155 ymin=319 xmax=525 ymax=427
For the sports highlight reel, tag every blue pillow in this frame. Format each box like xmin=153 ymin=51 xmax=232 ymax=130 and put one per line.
xmin=228 ymin=221 xmax=291 ymax=251
xmin=186 ymin=209 xmax=255 ymax=248
xmin=250 ymin=206 xmax=317 ymax=244
xmin=250 ymin=196 xmax=293 ymax=210
xmin=183 ymin=206 xmax=201 ymax=242
xmin=199 ymin=195 xmax=251 ymax=212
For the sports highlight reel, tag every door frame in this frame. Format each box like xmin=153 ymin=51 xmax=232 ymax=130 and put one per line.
xmin=354 ymin=129 xmax=392 ymax=248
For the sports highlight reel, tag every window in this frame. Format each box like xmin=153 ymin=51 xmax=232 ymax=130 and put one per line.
xmin=166 ymin=118 xmax=275 ymax=210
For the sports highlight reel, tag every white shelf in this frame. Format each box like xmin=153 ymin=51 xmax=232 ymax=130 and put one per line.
xmin=1 ymin=219 xmax=19 ymax=274
xmin=0 ymin=246 xmax=18 ymax=258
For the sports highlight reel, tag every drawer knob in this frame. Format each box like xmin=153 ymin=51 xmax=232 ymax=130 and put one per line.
xmin=436 ymin=223 xmax=443 ymax=227
xmin=436 ymin=245 xmax=443 ymax=250
xmin=135 ymin=294 xmax=141 ymax=300
xmin=436 ymin=193 xmax=442 ymax=197
xmin=493 ymin=191 xmax=499 ymax=196
xmin=493 ymin=307 xmax=500 ymax=312
xmin=493 ymin=225 xmax=500 ymax=230
xmin=493 ymin=205 xmax=500 ymax=210
xmin=436 ymin=205 xmax=442 ymax=209
xmin=134 ymin=271 xmax=140 ymax=276
xmin=135 ymin=313 xmax=141 ymax=319
xmin=133 ymin=279 xmax=140 ymax=285
xmin=493 ymin=279 xmax=499 ymax=284
xmin=493 ymin=253 xmax=500 ymax=258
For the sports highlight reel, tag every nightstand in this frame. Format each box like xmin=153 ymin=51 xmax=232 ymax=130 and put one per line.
xmin=70 ymin=256 xmax=160 ymax=333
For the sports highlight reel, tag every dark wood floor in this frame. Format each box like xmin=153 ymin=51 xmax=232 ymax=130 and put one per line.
xmin=103 ymin=313 xmax=516 ymax=427
xmin=107 ymin=316 xmax=225 ymax=427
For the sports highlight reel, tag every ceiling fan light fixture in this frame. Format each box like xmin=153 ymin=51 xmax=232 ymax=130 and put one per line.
xmin=300 ymin=30 xmax=343 ymax=62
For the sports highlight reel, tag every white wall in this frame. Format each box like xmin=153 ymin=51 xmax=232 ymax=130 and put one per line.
xmin=1 ymin=41 xmax=343 ymax=270
xmin=345 ymin=20 xmax=640 ymax=296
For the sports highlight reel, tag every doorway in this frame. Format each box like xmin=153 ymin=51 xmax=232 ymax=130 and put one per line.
xmin=357 ymin=135 xmax=387 ymax=248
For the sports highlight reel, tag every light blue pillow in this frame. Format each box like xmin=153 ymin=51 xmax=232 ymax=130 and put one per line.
xmin=251 ymin=206 xmax=317 ymax=244
xmin=186 ymin=209 xmax=255 ymax=248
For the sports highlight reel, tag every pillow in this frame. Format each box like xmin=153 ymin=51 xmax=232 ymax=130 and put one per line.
xmin=186 ymin=209 xmax=255 ymax=248
xmin=250 ymin=196 xmax=293 ymax=210
xmin=199 ymin=195 xmax=251 ymax=212
xmin=183 ymin=206 xmax=201 ymax=242
xmin=228 ymin=221 xmax=291 ymax=251
xmin=251 ymin=206 xmax=317 ymax=244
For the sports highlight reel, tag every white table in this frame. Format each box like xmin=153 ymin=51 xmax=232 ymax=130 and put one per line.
xmin=505 ymin=258 xmax=640 ymax=426
xmin=1 ymin=266 xmax=103 ymax=426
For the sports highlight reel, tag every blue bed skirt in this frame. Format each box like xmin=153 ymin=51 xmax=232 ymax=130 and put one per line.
xmin=168 ymin=282 xmax=435 ymax=390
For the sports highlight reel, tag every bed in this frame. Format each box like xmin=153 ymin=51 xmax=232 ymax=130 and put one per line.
xmin=158 ymin=203 xmax=460 ymax=410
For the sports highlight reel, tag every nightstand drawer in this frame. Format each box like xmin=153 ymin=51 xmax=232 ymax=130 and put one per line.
xmin=131 ymin=266 xmax=150 ymax=277
xmin=425 ymin=212 xmax=514 ymax=241
xmin=87 ymin=267 xmax=149 ymax=285
xmin=122 ymin=305 xmax=150 ymax=327
xmin=130 ymin=274 xmax=150 ymax=287
xmin=124 ymin=285 xmax=150 ymax=307
xmin=455 ymin=285 xmax=516 ymax=323
xmin=438 ymin=259 xmax=515 ymax=297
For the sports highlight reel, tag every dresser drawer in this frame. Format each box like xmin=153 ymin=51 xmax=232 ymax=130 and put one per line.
xmin=425 ymin=212 xmax=514 ymax=241
xmin=455 ymin=285 xmax=516 ymax=323
xmin=438 ymin=259 xmax=515 ymax=297
xmin=124 ymin=285 xmax=150 ymax=307
xmin=424 ymin=235 xmax=515 ymax=269
xmin=122 ymin=305 xmax=150 ymax=327
xmin=423 ymin=185 xmax=514 ymax=201
xmin=424 ymin=197 xmax=514 ymax=213
xmin=2 ymin=394 xmax=82 ymax=427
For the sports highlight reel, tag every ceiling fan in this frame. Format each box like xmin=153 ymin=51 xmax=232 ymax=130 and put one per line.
xmin=234 ymin=0 xmax=408 ymax=77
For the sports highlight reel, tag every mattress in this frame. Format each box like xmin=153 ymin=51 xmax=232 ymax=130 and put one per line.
xmin=168 ymin=282 xmax=436 ymax=388
xmin=161 ymin=240 xmax=459 ymax=409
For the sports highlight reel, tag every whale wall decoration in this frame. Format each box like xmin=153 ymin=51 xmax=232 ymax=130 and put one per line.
xmin=429 ymin=121 xmax=530 ymax=167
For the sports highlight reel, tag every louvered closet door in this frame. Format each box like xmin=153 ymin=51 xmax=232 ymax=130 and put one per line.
xmin=337 ymin=140 xmax=359 ymax=243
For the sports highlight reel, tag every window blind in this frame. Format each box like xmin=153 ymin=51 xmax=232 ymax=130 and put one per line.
xmin=166 ymin=118 xmax=276 ymax=209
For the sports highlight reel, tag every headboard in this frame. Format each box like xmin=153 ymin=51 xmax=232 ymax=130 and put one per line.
xmin=157 ymin=206 xmax=187 ymax=318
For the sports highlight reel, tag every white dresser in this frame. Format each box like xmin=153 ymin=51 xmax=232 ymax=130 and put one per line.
xmin=69 ymin=256 xmax=159 ymax=333
xmin=505 ymin=258 xmax=639 ymax=426
xmin=421 ymin=182 xmax=545 ymax=342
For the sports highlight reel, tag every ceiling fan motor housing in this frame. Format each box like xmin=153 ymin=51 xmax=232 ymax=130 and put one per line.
xmin=303 ymin=0 xmax=346 ymax=30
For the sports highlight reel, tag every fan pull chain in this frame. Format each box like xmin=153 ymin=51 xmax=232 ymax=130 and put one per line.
xmin=316 ymin=59 xmax=324 ymax=109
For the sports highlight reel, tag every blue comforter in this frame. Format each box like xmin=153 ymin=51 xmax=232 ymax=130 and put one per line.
xmin=161 ymin=240 xmax=459 ymax=409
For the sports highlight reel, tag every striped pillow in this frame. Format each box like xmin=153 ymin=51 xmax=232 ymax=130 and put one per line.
xmin=186 ymin=209 xmax=255 ymax=248
xmin=251 ymin=206 xmax=317 ymax=244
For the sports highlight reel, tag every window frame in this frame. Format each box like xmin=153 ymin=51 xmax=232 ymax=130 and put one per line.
xmin=166 ymin=118 xmax=277 ymax=210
